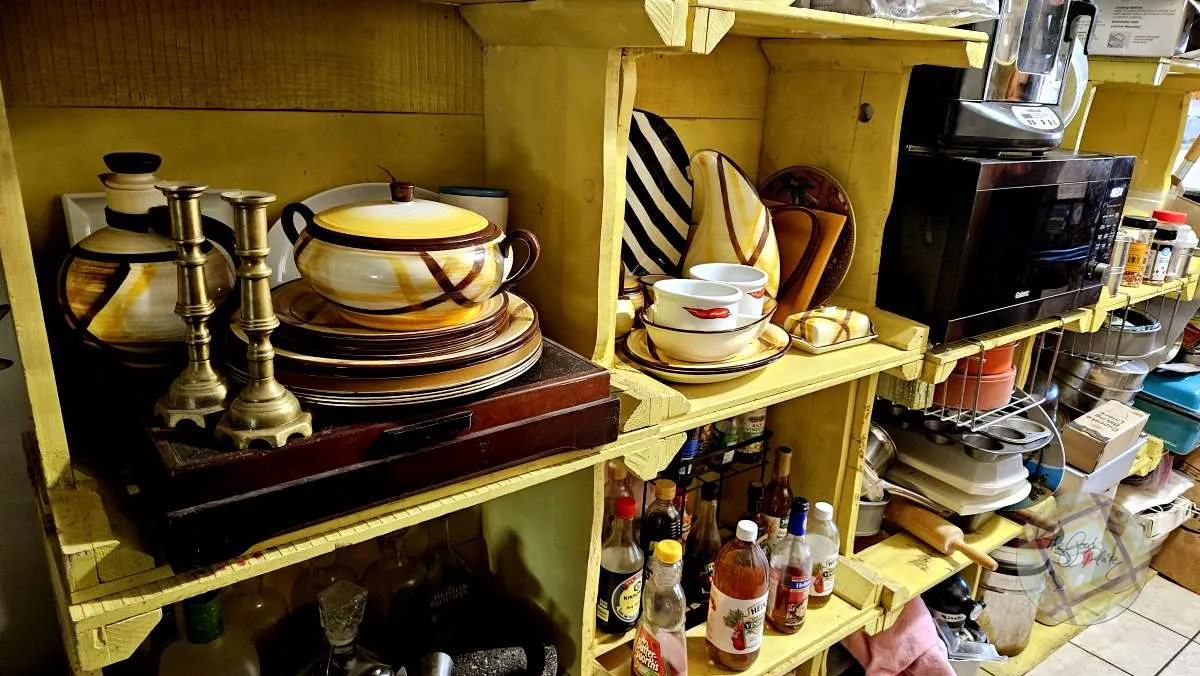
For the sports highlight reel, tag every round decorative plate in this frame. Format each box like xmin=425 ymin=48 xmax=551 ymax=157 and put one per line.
xmin=231 ymin=337 xmax=543 ymax=407
xmin=758 ymin=166 xmax=856 ymax=308
xmin=622 ymin=323 xmax=789 ymax=383
xmin=230 ymin=293 xmax=535 ymax=377
xmin=268 ymin=279 xmax=510 ymax=356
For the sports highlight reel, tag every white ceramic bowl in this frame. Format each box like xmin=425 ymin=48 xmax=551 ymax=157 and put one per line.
xmin=687 ymin=262 xmax=768 ymax=317
xmin=642 ymin=301 xmax=775 ymax=363
xmin=651 ymin=278 xmax=743 ymax=331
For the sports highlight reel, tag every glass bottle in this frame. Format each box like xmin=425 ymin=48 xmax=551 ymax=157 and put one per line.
xmin=741 ymin=482 xmax=768 ymax=539
xmin=362 ymin=530 xmax=425 ymax=644
xmin=292 ymin=553 xmax=359 ymax=610
xmin=631 ymin=541 xmax=689 ymax=676
xmin=705 ymin=520 xmax=770 ymax=672
xmin=421 ymin=517 xmax=475 ymax=644
xmin=808 ymin=501 xmax=840 ymax=609
xmin=712 ymin=417 xmax=743 ymax=469
xmin=760 ymin=446 xmax=794 ymax=557
xmin=160 ymin=591 xmax=260 ymax=676
xmin=605 ymin=462 xmax=635 ymax=540
xmin=1119 ymin=215 xmax=1157 ymax=286
xmin=671 ymin=433 xmax=701 ymax=543
xmin=221 ymin=577 xmax=288 ymax=669
xmin=683 ymin=482 xmax=722 ymax=617
xmin=768 ymin=498 xmax=813 ymax=634
xmin=598 ymin=496 xmax=645 ymax=635
xmin=642 ymin=480 xmax=682 ymax=557
xmin=299 ymin=580 xmax=395 ymax=676
xmin=736 ymin=409 xmax=768 ymax=463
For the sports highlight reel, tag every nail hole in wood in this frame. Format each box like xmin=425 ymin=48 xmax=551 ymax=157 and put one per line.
xmin=859 ymin=103 xmax=874 ymax=123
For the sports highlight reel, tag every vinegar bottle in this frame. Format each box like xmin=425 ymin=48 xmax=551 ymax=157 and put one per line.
xmin=631 ymin=541 xmax=689 ymax=676
xmin=683 ymin=482 xmax=722 ymax=620
xmin=705 ymin=520 xmax=770 ymax=672
xmin=808 ymin=501 xmax=840 ymax=609
xmin=767 ymin=498 xmax=812 ymax=634
xmin=760 ymin=447 xmax=793 ymax=557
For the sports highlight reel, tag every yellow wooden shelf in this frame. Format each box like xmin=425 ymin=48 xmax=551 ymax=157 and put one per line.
xmin=1088 ymin=55 xmax=1200 ymax=88
xmin=594 ymin=627 xmax=638 ymax=658
xmin=617 ymin=341 xmax=922 ymax=439
xmin=596 ymin=595 xmax=882 ymax=676
xmin=60 ymin=432 xmax=655 ymax=644
xmin=695 ymin=0 xmax=988 ymax=42
xmin=855 ymin=515 xmax=1024 ymax=616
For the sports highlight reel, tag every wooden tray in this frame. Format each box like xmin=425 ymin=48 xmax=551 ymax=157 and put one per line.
xmin=134 ymin=340 xmax=619 ymax=568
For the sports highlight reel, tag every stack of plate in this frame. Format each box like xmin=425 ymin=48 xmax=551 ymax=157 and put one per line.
xmin=621 ymin=323 xmax=790 ymax=384
xmin=228 ymin=280 xmax=542 ymax=407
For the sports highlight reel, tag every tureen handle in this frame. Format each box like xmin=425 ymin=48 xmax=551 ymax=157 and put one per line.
xmin=493 ymin=229 xmax=541 ymax=297
xmin=280 ymin=202 xmax=316 ymax=244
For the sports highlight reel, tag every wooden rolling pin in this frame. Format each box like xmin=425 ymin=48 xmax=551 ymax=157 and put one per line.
xmin=886 ymin=500 xmax=998 ymax=571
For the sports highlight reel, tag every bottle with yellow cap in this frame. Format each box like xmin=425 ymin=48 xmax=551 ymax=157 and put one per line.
xmin=631 ymin=541 xmax=688 ymax=676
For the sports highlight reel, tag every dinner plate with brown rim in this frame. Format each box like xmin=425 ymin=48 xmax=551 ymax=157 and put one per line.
xmin=271 ymin=279 xmax=510 ymax=350
xmin=230 ymin=293 xmax=537 ymax=377
xmin=622 ymin=323 xmax=789 ymax=379
xmin=231 ymin=334 xmax=543 ymax=406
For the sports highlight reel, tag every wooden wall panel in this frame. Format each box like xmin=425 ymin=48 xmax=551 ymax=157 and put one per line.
xmin=9 ymin=106 xmax=484 ymax=261
xmin=0 ymin=0 xmax=483 ymax=114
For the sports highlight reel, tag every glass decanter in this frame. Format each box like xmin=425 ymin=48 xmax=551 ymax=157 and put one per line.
xmin=300 ymin=580 xmax=395 ymax=676
xmin=222 ymin=577 xmax=289 ymax=666
xmin=362 ymin=530 xmax=426 ymax=642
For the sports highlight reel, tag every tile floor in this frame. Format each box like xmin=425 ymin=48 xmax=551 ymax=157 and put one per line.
xmin=1030 ymin=577 xmax=1200 ymax=676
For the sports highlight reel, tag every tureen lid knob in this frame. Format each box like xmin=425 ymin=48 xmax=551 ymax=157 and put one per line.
xmin=390 ymin=181 xmax=415 ymax=203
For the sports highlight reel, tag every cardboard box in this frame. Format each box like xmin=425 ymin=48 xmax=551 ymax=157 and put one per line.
xmin=1153 ymin=524 xmax=1200 ymax=594
xmin=1063 ymin=400 xmax=1150 ymax=472
xmin=1060 ymin=435 xmax=1144 ymax=496
xmin=1088 ymin=0 xmax=1195 ymax=57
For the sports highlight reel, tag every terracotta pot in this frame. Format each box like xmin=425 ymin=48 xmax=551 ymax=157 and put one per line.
xmin=954 ymin=341 xmax=1018 ymax=376
xmin=934 ymin=366 xmax=1017 ymax=411
xmin=282 ymin=181 xmax=539 ymax=331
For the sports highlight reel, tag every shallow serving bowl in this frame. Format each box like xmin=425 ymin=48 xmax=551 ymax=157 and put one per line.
xmin=641 ymin=299 xmax=776 ymax=363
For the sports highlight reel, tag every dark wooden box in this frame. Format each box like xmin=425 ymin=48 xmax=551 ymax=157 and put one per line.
xmin=135 ymin=340 xmax=618 ymax=569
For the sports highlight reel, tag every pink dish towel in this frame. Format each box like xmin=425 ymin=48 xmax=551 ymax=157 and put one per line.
xmin=842 ymin=598 xmax=955 ymax=676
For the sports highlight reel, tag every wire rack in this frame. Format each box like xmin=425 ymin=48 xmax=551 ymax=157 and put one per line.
xmin=1059 ymin=289 xmax=1185 ymax=366
xmin=925 ymin=326 xmax=1065 ymax=433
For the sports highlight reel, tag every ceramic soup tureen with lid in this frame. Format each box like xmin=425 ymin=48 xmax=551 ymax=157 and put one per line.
xmin=281 ymin=182 xmax=539 ymax=331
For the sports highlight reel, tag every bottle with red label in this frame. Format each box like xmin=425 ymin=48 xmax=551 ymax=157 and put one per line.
xmin=705 ymin=520 xmax=770 ymax=672
xmin=597 ymin=496 xmax=644 ymax=635
xmin=767 ymin=498 xmax=813 ymax=634
xmin=631 ymin=541 xmax=688 ymax=676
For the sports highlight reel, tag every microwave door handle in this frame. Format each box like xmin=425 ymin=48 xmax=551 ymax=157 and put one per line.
xmin=1032 ymin=245 xmax=1091 ymax=262
xmin=1064 ymin=0 xmax=1098 ymax=53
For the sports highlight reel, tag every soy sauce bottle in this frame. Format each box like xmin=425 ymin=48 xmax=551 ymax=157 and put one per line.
xmin=597 ymin=496 xmax=644 ymax=634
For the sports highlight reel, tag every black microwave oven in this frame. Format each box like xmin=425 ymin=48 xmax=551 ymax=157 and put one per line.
xmin=877 ymin=151 xmax=1134 ymax=344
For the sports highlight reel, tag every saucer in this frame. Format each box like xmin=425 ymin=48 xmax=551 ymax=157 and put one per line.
xmin=621 ymin=323 xmax=789 ymax=384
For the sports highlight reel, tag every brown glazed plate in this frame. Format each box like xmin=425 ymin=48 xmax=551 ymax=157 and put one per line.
xmin=230 ymin=293 xmax=537 ymax=378
xmin=230 ymin=333 xmax=543 ymax=406
xmin=758 ymin=166 xmax=856 ymax=308
xmin=270 ymin=279 xmax=510 ymax=351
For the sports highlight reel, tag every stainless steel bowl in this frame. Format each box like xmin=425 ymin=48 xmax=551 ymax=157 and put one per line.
xmin=1055 ymin=354 xmax=1148 ymax=391
xmin=1068 ymin=309 xmax=1161 ymax=361
xmin=866 ymin=423 xmax=897 ymax=474
xmin=857 ymin=496 xmax=890 ymax=537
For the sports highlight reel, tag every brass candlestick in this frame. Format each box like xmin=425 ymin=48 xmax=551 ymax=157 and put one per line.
xmin=155 ymin=182 xmax=229 ymax=427
xmin=216 ymin=191 xmax=312 ymax=449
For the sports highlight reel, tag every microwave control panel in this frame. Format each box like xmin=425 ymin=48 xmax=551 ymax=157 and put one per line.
xmin=1089 ymin=179 xmax=1130 ymax=281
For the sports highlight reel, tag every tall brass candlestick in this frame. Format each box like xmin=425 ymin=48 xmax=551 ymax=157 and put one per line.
xmin=216 ymin=191 xmax=312 ymax=448
xmin=155 ymin=182 xmax=229 ymax=427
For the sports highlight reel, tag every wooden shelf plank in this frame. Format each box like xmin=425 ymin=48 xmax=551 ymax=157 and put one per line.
xmin=696 ymin=0 xmax=988 ymax=42
xmin=1088 ymin=56 xmax=1200 ymax=88
xmin=615 ymin=341 xmax=922 ymax=440
xmin=856 ymin=515 xmax=1024 ymax=615
xmin=597 ymin=596 xmax=881 ymax=676
xmin=61 ymin=432 xmax=657 ymax=637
